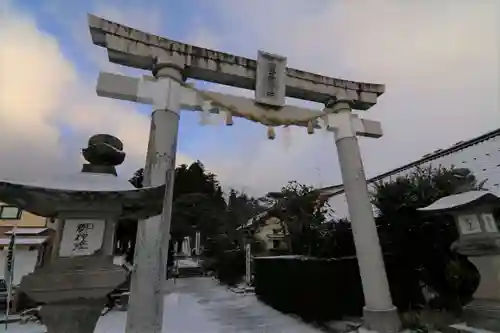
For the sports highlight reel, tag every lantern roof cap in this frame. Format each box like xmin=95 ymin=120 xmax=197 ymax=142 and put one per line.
xmin=0 ymin=134 xmax=165 ymax=219
xmin=418 ymin=190 xmax=500 ymax=213
xmin=0 ymin=172 xmax=136 ymax=192
xmin=0 ymin=174 xmax=165 ymax=219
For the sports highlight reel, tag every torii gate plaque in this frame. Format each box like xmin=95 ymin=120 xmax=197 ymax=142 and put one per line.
xmin=88 ymin=14 xmax=400 ymax=333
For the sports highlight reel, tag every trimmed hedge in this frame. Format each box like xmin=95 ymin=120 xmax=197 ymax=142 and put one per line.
xmin=209 ymin=249 xmax=246 ymax=286
xmin=254 ymin=255 xmax=423 ymax=322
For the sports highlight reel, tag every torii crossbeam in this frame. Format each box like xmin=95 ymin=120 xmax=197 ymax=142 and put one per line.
xmin=96 ymin=72 xmax=383 ymax=138
xmin=88 ymin=14 xmax=400 ymax=333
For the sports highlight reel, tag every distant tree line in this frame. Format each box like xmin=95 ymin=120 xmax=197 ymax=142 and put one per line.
xmin=115 ymin=160 xmax=266 ymax=265
xmin=117 ymin=162 xmax=487 ymax=314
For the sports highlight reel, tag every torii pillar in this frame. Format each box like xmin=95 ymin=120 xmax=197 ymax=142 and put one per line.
xmin=129 ymin=60 xmax=183 ymax=332
xmin=327 ymin=95 xmax=400 ymax=332
xmin=88 ymin=14 xmax=400 ymax=333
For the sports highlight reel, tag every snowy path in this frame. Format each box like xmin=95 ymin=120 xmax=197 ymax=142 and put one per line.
xmin=8 ymin=277 xmax=324 ymax=333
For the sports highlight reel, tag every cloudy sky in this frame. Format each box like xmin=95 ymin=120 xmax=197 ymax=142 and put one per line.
xmin=0 ymin=0 xmax=498 ymax=196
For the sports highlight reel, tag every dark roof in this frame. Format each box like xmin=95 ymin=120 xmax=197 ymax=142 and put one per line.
xmin=322 ymin=127 xmax=500 ymax=198
xmin=237 ymin=208 xmax=273 ymax=230
xmin=240 ymin=185 xmax=344 ymax=229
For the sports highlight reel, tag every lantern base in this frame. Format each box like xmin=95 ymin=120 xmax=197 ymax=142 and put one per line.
xmin=464 ymin=299 xmax=500 ymax=332
xmin=41 ymin=299 xmax=105 ymax=333
xmin=363 ymin=306 xmax=401 ymax=333
xmin=20 ymin=258 xmax=127 ymax=304
xmin=453 ymin=235 xmax=500 ymax=257
xmin=463 ymin=255 xmax=500 ymax=331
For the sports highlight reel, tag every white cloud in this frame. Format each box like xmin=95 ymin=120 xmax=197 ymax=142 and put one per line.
xmin=1 ymin=0 xmax=498 ymax=198
xmin=191 ymin=0 xmax=500 ymax=195
xmin=0 ymin=2 xmax=193 ymax=183
xmin=0 ymin=3 xmax=76 ymax=179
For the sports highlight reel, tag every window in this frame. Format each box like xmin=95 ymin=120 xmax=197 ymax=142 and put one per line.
xmin=0 ymin=205 xmax=22 ymax=220
xmin=272 ymin=240 xmax=280 ymax=249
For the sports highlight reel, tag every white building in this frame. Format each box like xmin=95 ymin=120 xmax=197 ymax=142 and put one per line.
xmin=0 ymin=204 xmax=53 ymax=285
xmin=0 ymin=228 xmax=51 ymax=285
xmin=327 ymin=128 xmax=500 ymax=219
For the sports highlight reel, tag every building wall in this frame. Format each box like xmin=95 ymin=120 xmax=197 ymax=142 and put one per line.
xmin=0 ymin=203 xmax=47 ymax=228
xmin=254 ymin=217 xmax=288 ymax=251
xmin=0 ymin=203 xmax=50 ymax=284
xmin=0 ymin=248 xmax=39 ymax=285
xmin=329 ymin=132 xmax=500 ymax=219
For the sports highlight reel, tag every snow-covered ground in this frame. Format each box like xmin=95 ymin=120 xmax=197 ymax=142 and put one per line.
xmin=7 ymin=277 xmax=325 ymax=333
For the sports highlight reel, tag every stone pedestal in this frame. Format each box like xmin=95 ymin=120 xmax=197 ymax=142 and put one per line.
xmin=417 ymin=192 xmax=500 ymax=333
xmin=330 ymin=101 xmax=400 ymax=333
xmin=41 ymin=300 xmax=105 ymax=333
xmin=20 ymin=258 xmax=127 ymax=333
xmin=463 ymin=255 xmax=500 ymax=331
xmin=0 ymin=133 xmax=165 ymax=333
xmin=363 ymin=306 xmax=401 ymax=333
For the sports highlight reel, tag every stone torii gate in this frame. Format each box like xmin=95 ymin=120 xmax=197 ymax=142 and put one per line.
xmin=88 ymin=14 xmax=400 ymax=333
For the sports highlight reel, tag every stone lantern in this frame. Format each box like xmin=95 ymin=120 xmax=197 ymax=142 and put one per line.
xmin=0 ymin=134 xmax=165 ymax=333
xmin=418 ymin=190 xmax=500 ymax=331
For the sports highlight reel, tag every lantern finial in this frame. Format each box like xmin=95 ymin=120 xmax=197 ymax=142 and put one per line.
xmin=82 ymin=134 xmax=125 ymax=175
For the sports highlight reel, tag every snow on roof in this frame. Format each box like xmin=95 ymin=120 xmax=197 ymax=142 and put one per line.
xmin=237 ymin=209 xmax=272 ymax=230
xmin=0 ymin=172 xmax=136 ymax=192
xmin=324 ymin=128 xmax=500 ymax=200
xmin=5 ymin=228 xmax=48 ymax=235
xmin=418 ymin=191 xmax=500 ymax=213
xmin=0 ymin=173 xmax=166 ymax=220
xmin=316 ymin=184 xmax=344 ymax=196
xmin=0 ymin=237 xmax=48 ymax=246
xmin=238 ymin=187 xmax=338 ymax=230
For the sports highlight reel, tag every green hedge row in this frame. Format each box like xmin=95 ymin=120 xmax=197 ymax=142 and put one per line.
xmin=254 ymin=255 xmax=423 ymax=322
xmin=206 ymin=249 xmax=246 ymax=286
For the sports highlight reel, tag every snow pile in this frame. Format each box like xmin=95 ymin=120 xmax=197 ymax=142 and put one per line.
xmin=451 ymin=323 xmax=496 ymax=333
xmin=177 ymin=258 xmax=200 ymax=268
xmin=349 ymin=330 xmax=440 ymax=333
xmin=228 ymin=283 xmax=255 ymax=295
